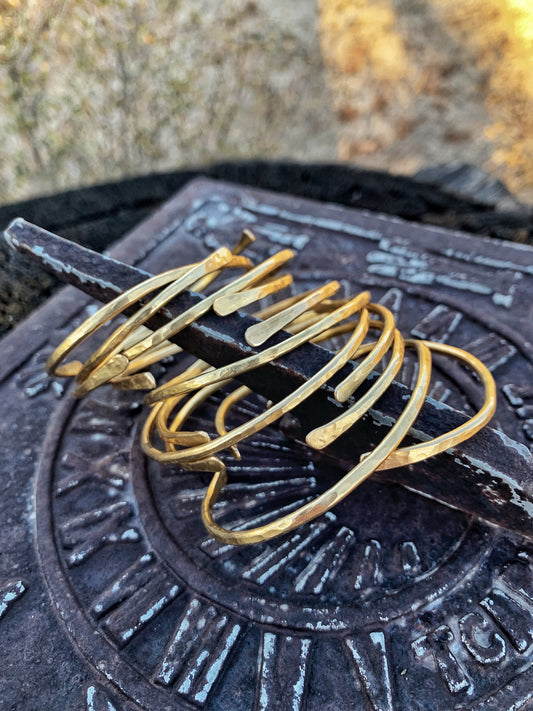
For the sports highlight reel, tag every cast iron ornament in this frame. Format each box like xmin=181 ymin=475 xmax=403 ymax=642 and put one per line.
xmin=1 ymin=179 xmax=533 ymax=710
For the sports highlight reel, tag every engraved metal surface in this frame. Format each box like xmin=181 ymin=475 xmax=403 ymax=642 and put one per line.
xmin=6 ymin=218 xmax=533 ymax=538
xmin=1 ymin=179 xmax=533 ymax=710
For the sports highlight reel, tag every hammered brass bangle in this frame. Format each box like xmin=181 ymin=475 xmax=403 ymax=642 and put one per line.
xmin=120 ymin=248 xmax=295 ymax=366
xmin=46 ymin=241 xmax=293 ymax=396
xmin=73 ymin=248 xmax=281 ymax=397
xmin=49 ymin=246 xmax=295 ymax=397
xmin=191 ymin=315 xmax=402 ymax=457
xmin=244 ymin=280 xmax=341 ymax=347
xmin=46 ymin=253 xmax=230 ymax=377
xmin=143 ymin=293 xmax=359 ymax=458
xmin=45 ymin=232 xmax=498 ymax=547
xmin=201 ymin=340 xmax=432 ymax=545
xmin=373 ymin=340 xmax=497 ymax=470
xmin=141 ymin=304 xmax=372 ymax=465
xmin=306 ymin=329 xmax=406 ymax=449
xmin=333 ymin=303 xmax=396 ymax=402
xmin=142 ymin=300 xmax=403 ymax=467
xmin=46 ymin=246 xmax=242 ymax=390
xmin=144 ymin=291 xmax=371 ymax=406
xmin=140 ymin=278 xmax=351 ymax=456
xmin=145 ymin=309 xmax=369 ymax=462
xmin=149 ymin=318 xmax=363 ymax=461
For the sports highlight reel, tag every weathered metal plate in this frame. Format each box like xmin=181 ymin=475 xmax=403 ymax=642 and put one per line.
xmin=1 ymin=178 xmax=533 ymax=710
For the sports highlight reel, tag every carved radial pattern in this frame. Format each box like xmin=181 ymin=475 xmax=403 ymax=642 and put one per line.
xmin=8 ymin=182 xmax=533 ymax=710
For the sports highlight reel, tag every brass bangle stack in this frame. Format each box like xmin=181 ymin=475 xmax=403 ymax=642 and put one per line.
xmin=46 ymin=231 xmax=497 ymax=546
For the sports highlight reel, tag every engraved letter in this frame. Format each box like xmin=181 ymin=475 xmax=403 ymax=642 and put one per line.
xmin=400 ymin=541 xmax=422 ymax=576
xmin=462 ymin=334 xmax=516 ymax=373
xmin=459 ymin=612 xmax=506 ymax=664
xmin=412 ymin=625 xmax=471 ymax=694
xmin=503 ymin=385 xmax=533 ymax=442
xmin=480 ymin=588 xmax=533 ymax=653
xmin=411 ymin=304 xmax=462 ymax=343
xmin=499 ymin=552 xmax=533 ymax=603
xmin=86 ymin=685 xmax=119 ymax=711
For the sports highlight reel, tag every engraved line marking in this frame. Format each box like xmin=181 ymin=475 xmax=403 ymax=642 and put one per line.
xmin=354 ymin=539 xmax=381 ymax=591
xmin=412 ymin=625 xmax=472 ymax=694
xmin=155 ymin=600 xmax=217 ymax=686
xmin=15 ymin=353 xmax=65 ymax=399
xmin=242 ymin=438 xmax=310 ymax=455
xmin=523 ymin=422 xmax=533 ymax=443
xmin=257 ymin=633 xmax=312 ymax=711
xmin=499 ymin=551 xmax=533 ymax=604
xmin=102 ymin=578 xmax=181 ymax=647
xmin=462 ymin=333 xmax=517 ymax=372
xmin=345 ymin=630 xmax=395 ymax=711
xmin=70 ymin=413 xmax=131 ymax=437
xmin=11 ymin=321 xmax=77 ymax=396
xmin=215 ymin=497 xmax=312 ymax=529
xmin=365 ymin=241 xmax=518 ymax=306
xmin=242 ymin=518 xmax=332 ymax=585
xmin=154 ymin=597 xmax=242 ymax=706
xmin=253 ymin=223 xmax=310 ymax=252
xmin=59 ymin=500 xmax=140 ymax=567
xmin=440 ymin=248 xmax=533 ymax=278
xmin=226 ymin=465 xmax=308 ymax=474
xmin=201 ymin=497 xmax=314 ymax=559
xmin=400 ymin=541 xmax=422 ymax=576
xmin=68 ymin=399 xmax=139 ymax=442
xmin=0 ymin=322 xmax=65 ymax=388
xmin=479 ymin=588 xmax=533 ymax=653
xmin=56 ymin=450 xmax=129 ymax=496
xmin=503 ymin=385 xmax=533 ymax=443
xmin=458 ymin=612 xmax=506 ymax=665
xmin=91 ymin=553 xmax=181 ymax=647
xmin=502 ymin=384 xmax=533 ymax=409
xmin=92 ymin=553 xmax=157 ymax=618
xmin=174 ymin=477 xmax=316 ymax=519
xmin=427 ymin=380 xmax=451 ymax=404
xmin=378 ymin=288 xmax=403 ymax=321
xmin=411 ymin=304 xmax=462 ymax=343
xmin=294 ymin=526 xmax=355 ymax=594
xmin=0 ymin=580 xmax=26 ymax=621
xmin=517 ymin=406 xmax=533 ymax=420
xmin=252 ymin=204 xmax=382 ymax=241
xmin=86 ymin=684 xmax=120 ymax=711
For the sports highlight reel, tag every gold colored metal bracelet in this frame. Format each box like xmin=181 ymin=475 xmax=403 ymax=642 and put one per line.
xmin=46 ymin=232 xmax=497 ymax=546
xmin=201 ymin=341 xmax=432 ymax=545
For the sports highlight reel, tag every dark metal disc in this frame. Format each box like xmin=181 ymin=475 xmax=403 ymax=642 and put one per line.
xmin=1 ymin=179 xmax=532 ymax=710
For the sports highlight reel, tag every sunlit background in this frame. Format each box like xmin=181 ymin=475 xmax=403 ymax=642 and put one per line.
xmin=1 ymin=0 xmax=532 ymax=204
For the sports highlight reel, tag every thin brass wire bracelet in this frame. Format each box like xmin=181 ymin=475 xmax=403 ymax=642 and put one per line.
xmin=46 ymin=232 xmax=497 ymax=545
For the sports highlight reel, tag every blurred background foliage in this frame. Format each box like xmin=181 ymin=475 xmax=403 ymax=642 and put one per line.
xmin=0 ymin=0 xmax=532 ymax=204
xmin=319 ymin=0 xmax=533 ymax=201
xmin=0 ymin=0 xmax=336 ymax=201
